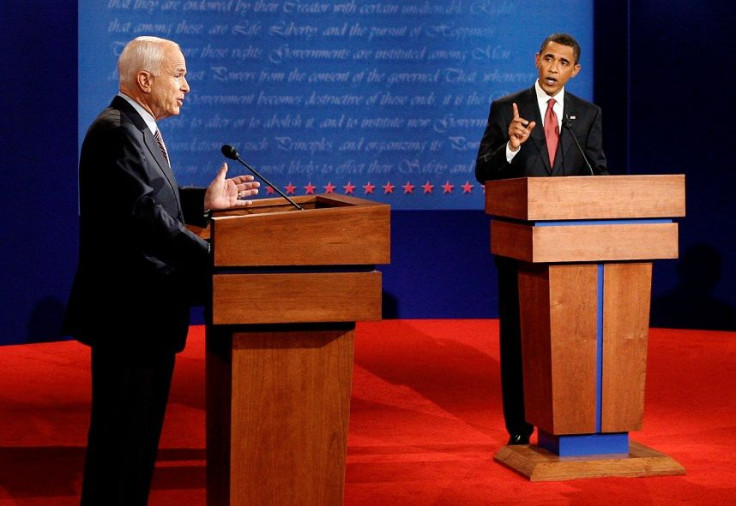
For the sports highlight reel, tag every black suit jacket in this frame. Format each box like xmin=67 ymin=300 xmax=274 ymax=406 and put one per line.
xmin=475 ymin=86 xmax=607 ymax=181
xmin=64 ymin=96 xmax=210 ymax=354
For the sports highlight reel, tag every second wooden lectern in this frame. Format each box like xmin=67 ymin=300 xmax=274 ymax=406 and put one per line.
xmin=485 ymin=175 xmax=686 ymax=481
xmin=206 ymin=194 xmax=390 ymax=505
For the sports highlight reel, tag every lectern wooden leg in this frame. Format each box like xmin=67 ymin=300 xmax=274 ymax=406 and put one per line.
xmin=206 ymin=323 xmax=355 ymax=506
xmin=601 ymin=262 xmax=651 ymax=432
xmin=518 ymin=263 xmax=599 ymax=435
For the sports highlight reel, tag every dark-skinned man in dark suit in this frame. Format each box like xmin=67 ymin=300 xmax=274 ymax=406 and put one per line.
xmin=475 ymin=33 xmax=608 ymax=446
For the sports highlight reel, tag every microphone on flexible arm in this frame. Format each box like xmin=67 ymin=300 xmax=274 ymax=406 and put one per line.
xmin=221 ymin=144 xmax=303 ymax=210
xmin=562 ymin=115 xmax=595 ymax=176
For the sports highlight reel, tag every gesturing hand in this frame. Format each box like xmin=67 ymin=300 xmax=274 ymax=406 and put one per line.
xmin=508 ymin=102 xmax=536 ymax=151
xmin=204 ymin=162 xmax=260 ymax=210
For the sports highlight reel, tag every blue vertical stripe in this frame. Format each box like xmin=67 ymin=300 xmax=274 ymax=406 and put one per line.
xmin=596 ymin=263 xmax=604 ymax=433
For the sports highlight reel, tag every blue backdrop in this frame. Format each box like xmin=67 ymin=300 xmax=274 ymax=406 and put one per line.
xmin=78 ymin=0 xmax=593 ymax=210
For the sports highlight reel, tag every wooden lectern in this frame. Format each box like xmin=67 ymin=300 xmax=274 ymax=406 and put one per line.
xmin=485 ymin=175 xmax=687 ymax=481
xmin=205 ymin=194 xmax=390 ymax=505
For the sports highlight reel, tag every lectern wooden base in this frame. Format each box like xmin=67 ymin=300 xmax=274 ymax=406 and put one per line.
xmin=494 ymin=441 xmax=685 ymax=482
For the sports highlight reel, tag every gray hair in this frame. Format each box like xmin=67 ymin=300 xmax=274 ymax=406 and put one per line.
xmin=118 ymin=36 xmax=179 ymax=87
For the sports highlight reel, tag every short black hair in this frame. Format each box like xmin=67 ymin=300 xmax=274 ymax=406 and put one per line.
xmin=539 ymin=33 xmax=581 ymax=64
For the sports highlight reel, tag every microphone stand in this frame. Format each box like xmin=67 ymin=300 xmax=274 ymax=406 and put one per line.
xmin=222 ymin=145 xmax=303 ymax=210
xmin=562 ymin=116 xmax=595 ymax=176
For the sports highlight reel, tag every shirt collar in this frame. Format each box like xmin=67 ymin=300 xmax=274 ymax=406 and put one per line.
xmin=534 ymin=80 xmax=565 ymax=106
xmin=117 ymin=92 xmax=159 ymax=134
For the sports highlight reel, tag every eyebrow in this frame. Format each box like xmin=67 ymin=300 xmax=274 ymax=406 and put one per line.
xmin=543 ymin=53 xmax=572 ymax=64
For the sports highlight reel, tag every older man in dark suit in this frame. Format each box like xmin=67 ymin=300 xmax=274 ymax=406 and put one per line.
xmin=65 ymin=36 xmax=259 ymax=505
xmin=475 ymin=33 xmax=608 ymax=446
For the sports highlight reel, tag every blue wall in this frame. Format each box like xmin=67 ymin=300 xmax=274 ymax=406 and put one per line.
xmin=2 ymin=1 xmax=735 ymax=346
xmin=0 ymin=1 xmax=79 ymax=344
xmin=628 ymin=1 xmax=736 ymax=330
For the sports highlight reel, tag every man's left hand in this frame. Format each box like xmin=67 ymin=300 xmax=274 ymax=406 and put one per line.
xmin=204 ymin=163 xmax=260 ymax=210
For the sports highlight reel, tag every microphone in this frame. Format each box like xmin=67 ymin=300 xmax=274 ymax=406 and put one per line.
xmin=562 ymin=115 xmax=595 ymax=176
xmin=221 ymin=144 xmax=303 ymax=210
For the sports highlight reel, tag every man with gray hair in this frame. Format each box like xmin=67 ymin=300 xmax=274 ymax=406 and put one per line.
xmin=64 ymin=36 xmax=260 ymax=504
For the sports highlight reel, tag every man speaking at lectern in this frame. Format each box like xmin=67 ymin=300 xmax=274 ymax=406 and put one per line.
xmin=65 ymin=36 xmax=259 ymax=504
xmin=475 ymin=33 xmax=608 ymax=446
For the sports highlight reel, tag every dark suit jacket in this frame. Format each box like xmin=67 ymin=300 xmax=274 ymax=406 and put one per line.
xmin=64 ymin=96 xmax=210 ymax=354
xmin=475 ymin=86 xmax=608 ymax=182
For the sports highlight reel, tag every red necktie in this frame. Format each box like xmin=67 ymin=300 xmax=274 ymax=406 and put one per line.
xmin=544 ymin=98 xmax=559 ymax=166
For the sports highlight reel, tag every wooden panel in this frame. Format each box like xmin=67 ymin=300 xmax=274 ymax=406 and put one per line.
xmin=224 ymin=325 xmax=355 ymax=506
xmin=548 ymin=264 xmax=599 ymax=434
xmin=489 ymin=220 xmax=534 ymax=260
xmin=212 ymin=195 xmax=390 ymax=267
xmin=486 ymin=175 xmax=686 ymax=221
xmin=212 ymin=272 xmax=382 ymax=324
xmin=494 ymin=441 xmax=685 ymax=482
xmin=491 ymin=220 xmax=679 ymax=263
xmin=601 ymin=262 xmax=652 ymax=432
xmin=519 ymin=264 xmax=598 ymax=435
xmin=484 ymin=177 xmax=531 ymax=219
xmin=518 ymin=265 xmax=554 ymax=431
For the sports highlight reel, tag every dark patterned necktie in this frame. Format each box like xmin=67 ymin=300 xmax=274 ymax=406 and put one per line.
xmin=544 ymin=98 xmax=559 ymax=166
xmin=154 ymin=129 xmax=171 ymax=167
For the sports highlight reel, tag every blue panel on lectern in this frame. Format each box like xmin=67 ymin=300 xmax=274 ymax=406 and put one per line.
xmin=538 ymin=431 xmax=629 ymax=457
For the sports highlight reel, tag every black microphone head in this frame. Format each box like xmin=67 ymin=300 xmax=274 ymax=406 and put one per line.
xmin=562 ymin=116 xmax=573 ymax=129
xmin=221 ymin=144 xmax=239 ymax=160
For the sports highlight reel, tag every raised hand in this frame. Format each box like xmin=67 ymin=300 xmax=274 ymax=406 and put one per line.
xmin=508 ymin=102 xmax=536 ymax=151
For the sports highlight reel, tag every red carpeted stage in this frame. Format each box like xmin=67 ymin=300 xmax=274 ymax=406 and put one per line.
xmin=1 ymin=320 xmax=734 ymax=505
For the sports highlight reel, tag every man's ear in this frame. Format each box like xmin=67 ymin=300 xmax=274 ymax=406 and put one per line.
xmin=136 ymin=71 xmax=153 ymax=93
xmin=571 ymin=64 xmax=581 ymax=78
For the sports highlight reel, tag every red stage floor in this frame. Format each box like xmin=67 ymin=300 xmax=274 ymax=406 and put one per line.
xmin=1 ymin=320 xmax=734 ymax=505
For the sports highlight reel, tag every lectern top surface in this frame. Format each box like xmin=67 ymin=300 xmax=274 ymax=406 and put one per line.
xmin=485 ymin=175 xmax=685 ymax=221
xmin=213 ymin=194 xmax=386 ymax=219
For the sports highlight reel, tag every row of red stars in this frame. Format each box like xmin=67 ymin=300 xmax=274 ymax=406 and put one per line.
xmin=263 ymin=181 xmax=477 ymax=196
